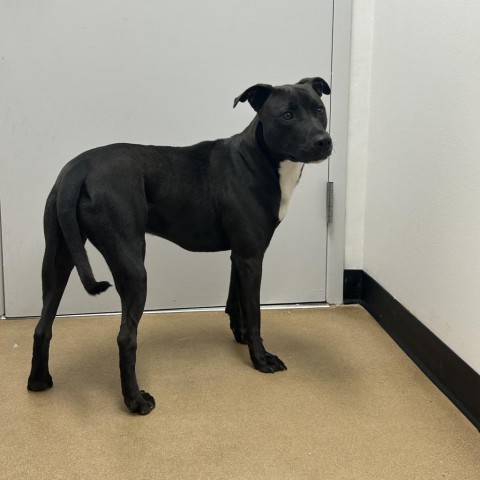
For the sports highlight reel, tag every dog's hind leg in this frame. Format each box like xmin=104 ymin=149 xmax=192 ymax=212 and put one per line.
xmin=110 ymin=243 xmax=153 ymax=414
xmin=90 ymin=230 xmax=153 ymax=415
xmin=78 ymin=170 xmax=153 ymax=414
xmin=28 ymin=191 xmax=74 ymax=391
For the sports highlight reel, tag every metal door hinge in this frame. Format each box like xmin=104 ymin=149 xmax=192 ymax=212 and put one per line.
xmin=326 ymin=181 xmax=334 ymax=224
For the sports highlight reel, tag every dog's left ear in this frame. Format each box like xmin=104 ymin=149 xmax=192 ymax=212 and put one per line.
xmin=297 ymin=77 xmax=331 ymax=96
xmin=233 ymin=84 xmax=273 ymax=111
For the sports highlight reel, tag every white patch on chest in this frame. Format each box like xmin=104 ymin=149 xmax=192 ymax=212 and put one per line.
xmin=278 ymin=160 xmax=304 ymax=221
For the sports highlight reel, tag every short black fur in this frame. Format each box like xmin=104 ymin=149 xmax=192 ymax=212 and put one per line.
xmin=28 ymin=77 xmax=332 ymax=415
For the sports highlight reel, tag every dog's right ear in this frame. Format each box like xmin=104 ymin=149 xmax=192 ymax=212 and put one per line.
xmin=233 ymin=84 xmax=273 ymax=111
xmin=297 ymin=77 xmax=331 ymax=96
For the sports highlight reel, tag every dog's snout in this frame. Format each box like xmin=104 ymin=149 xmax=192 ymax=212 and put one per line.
xmin=314 ymin=133 xmax=332 ymax=150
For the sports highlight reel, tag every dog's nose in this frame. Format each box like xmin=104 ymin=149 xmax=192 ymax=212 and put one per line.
xmin=314 ymin=133 xmax=332 ymax=150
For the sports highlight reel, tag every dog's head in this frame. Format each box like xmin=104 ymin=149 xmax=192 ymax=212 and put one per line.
xmin=234 ymin=77 xmax=332 ymax=163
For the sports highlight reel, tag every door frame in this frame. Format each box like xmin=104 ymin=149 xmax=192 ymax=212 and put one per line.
xmin=0 ymin=202 xmax=5 ymax=317
xmin=326 ymin=0 xmax=352 ymax=304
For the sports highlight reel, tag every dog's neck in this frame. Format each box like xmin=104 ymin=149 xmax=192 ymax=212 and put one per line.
xmin=254 ymin=121 xmax=281 ymax=168
xmin=236 ymin=118 xmax=279 ymax=169
xmin=244 ymin=118 xmax=305 ymax=222
xmin=277 ymin=161 xmax=304 ymax=221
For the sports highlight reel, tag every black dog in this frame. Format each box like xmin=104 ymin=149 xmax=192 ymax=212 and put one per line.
xmin=28 ymin=77 xmax=332 ymax=414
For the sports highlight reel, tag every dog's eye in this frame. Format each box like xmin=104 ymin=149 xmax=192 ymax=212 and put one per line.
xmin=282 ymin=111 xmax=294 ymax=120
xmin=317 ymin=107 xmax=325 ymax=115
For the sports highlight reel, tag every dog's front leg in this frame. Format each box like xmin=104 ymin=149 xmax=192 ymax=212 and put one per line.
xmin=230 ymin=253 xmax=287 ymax=373
xmin=226 ymin=262 xmax=248 ymax=344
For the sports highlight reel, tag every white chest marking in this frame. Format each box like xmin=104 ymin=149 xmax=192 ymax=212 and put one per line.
xmin=278 ymin=160 xmax=304 ymax=221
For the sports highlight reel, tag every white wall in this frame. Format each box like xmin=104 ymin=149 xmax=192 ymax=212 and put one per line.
xmin=344 ymin=0 xmax=374 ymax=268
xmin=0 ymin=202 xmax=4 ymax=316
xmin=346 ymin=1 xmax=480 ymax=374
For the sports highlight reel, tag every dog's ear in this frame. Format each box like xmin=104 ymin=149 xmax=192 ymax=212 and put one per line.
xmin=297 ymin=77 xmax=331 ymax=96
xmin=233 ymin=84 xmax=273 ymax=111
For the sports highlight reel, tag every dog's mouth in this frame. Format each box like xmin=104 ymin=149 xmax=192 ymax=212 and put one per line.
xmin=307 ymin=158 xmax=327 ymax=165
xmin=289 ymin=145 xmax=332 ymax=163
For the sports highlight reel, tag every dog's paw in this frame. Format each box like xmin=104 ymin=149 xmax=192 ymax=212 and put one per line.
xmin=251 ymin=351 xmax=287 ymax=373
xmin=27 ymin=373 xmax=53 ymax=391
xmin=126 ymin=390 xmax=156 ymax=415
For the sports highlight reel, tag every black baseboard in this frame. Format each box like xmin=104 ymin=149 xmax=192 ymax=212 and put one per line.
xmin=344 ymin=269 xmax=480 ymax=431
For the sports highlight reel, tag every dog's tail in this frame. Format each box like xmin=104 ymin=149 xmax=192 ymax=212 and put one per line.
xmin=56 ymin=160 xmax=112 ymax=296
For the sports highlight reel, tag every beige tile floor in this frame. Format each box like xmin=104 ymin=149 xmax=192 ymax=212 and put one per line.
xmin=1 ymin=306 xmax=479 ymax=479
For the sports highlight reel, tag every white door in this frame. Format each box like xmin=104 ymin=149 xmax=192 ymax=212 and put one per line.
xmin=0 ymin=0 xmax=337 ymax=317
